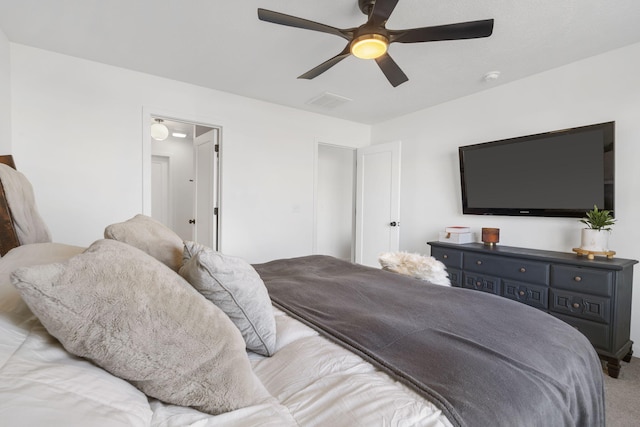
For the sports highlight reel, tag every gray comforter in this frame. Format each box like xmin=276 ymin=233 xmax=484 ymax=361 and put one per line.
xmin=253 ymin=255 xmax=605 ymax=427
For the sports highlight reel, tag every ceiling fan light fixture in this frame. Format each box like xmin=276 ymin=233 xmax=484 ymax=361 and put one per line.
xmin=351 ymin=34 xmax=388 ymax=59
xmin=257 ymin=4 xmax=494 ymax=86
xmin=151 ymin=118 xmax=169 ymax=141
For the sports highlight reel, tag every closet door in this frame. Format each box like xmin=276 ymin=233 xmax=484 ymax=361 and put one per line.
xmin=355 ymin=141 xmax=401 ymax=267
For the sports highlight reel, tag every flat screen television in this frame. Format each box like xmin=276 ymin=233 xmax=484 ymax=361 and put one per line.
xmin=459 ymin=121 xmax=614 ymax=218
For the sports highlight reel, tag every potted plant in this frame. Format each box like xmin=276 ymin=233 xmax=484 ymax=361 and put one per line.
xmin=579 ymin=205 xmax=615 ymax=252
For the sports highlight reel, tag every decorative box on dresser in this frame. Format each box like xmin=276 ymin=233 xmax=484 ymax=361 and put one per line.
xmin=428 ymin=241 xmax=638 ymax=378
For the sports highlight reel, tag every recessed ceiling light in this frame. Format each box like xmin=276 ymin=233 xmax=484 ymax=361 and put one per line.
xmin=172 ymin=132 xmax=187 ymax=138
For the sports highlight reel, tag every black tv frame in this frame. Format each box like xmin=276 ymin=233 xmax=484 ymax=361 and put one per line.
xmin=459 ymin=121 xmax=615 ymax=218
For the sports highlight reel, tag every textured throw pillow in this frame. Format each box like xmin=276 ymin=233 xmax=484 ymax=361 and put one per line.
xmin=180 ymin=241 xmax=277 ymax=356
xmin=0 ymin=163 xmax=52 ymax=245
xmin=104 ymin=214 xmax=183 ymax=271
xmin=11 ymin=239 xmax=270 ymax=415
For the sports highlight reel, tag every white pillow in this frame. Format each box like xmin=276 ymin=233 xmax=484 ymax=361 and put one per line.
xmin=180 ymin=241 xmax=277 ymax=356
xmin=11 ymin=239 xmax=271 ymax=415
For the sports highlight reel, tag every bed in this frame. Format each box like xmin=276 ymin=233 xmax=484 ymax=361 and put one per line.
xmin=0 ymin=155 xmax=605 ymax=426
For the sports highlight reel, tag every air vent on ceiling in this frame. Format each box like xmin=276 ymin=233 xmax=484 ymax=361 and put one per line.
xmin=305 ymin=92 xmax=352 ymax=109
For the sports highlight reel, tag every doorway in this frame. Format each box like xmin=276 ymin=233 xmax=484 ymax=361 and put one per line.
xmin=314 ymin=143 xmax=356 ymax=261
xmin=148 ymin=116 xmax=221 ymax=250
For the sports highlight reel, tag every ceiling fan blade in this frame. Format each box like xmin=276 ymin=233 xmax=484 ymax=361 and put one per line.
xmin=258 ymin=8 xmax=352 ymax=40
xmin=390 ymin=19 xmax=494 ymax=43
xmin=369 ymin=0 xmax=400 ymax=26
xmin=375 ymin=53 xmax=408 ymax=87
xmin=298 ymin=46 xmax=352 ymax=80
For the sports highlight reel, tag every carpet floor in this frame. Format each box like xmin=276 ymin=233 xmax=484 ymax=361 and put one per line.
xmin=604 ymin=356 xmax=640 ymax=426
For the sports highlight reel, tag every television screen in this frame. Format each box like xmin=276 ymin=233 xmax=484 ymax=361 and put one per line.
xmin=459 ymin=121 xmax=614 ymax=218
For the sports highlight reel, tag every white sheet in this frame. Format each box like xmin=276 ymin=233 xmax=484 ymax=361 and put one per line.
xmin=0 ymin=243 xmax=452 ymax=427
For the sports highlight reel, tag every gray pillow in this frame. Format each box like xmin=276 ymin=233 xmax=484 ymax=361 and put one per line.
xmin=180 ymin=241 xmax=277 ymax=356
xmin=104 ymin=214 xmax=183 ymax=271
xmin=11 ymin=239 xmax=270 ymax=415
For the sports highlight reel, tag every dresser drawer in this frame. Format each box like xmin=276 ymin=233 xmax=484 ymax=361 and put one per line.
xmin=550 ymin=265 xmax=613 ymax=297
xmin=431 ymin=247 xmax=463 ymax=269
xmin=462 ymin=272 xmax=501 ymax=295
xmin=447 ymin=268 xmax=462 ymax=287
xmin=463 ymin=253 xmax=549 ymax=285
xmin=502 ymin=280 xmax=548 ymax=310
xmin=549 ymin=289 xmax=611 ymax=324
xmin=551 ymin=313 xmax=610 ymax=351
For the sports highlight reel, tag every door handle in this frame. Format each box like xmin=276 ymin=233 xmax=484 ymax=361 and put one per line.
xmin=389 ymin=221 xmax=399 ymax=227
xmin=189 ymin=219 xmax=196 ymax=224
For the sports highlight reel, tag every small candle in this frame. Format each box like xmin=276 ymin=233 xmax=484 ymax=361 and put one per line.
xmin=482 ymin=228 xmax=500 ymax=246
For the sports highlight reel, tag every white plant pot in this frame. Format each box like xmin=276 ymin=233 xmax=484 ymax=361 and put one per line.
xmin=580 ymin=229 xmax=610 ymax=252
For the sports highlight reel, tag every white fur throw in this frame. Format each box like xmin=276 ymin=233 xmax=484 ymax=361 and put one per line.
xmin=378 ymin=252 xmax=451 ymax=286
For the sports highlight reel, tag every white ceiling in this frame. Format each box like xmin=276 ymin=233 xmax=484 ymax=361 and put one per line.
xmin=1 ymin=0 xmax=640 ymax=124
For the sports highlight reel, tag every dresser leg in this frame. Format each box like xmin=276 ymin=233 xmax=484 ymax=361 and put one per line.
xmin=623 ymin=346 xmax=633 ymax=363
xmin=606 ymin=359 xmax=621 ymax=378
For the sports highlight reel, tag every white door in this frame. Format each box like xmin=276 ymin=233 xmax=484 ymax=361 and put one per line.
xmin=151 ymin=155 xmax=171 ymax=227
xmin=355 ymin=141 xmax=401 ymax=267
xmin=194 ymin=129 xmax=219 ymax=249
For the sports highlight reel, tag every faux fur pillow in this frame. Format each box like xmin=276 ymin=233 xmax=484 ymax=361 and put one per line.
xmin=379 ymin=252 xmax=451 ymax=286
xmin=104 ymin=214 xmax=183 ymax=271
xmin=180 ymin=241 xmax=277 ymax=357
xmin=0 ymin=163 xmax=52 ymax=245
xmin=11 ymin=239 xmax=270 ymax=415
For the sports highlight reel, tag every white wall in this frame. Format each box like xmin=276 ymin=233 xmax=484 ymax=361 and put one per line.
xmin=0 ymin=27 xmax=10 ymax=154
xmin=372 ymin=41 xmax=640 ymax=346
xmin=10 ymin=43 xmax=370 ymax=263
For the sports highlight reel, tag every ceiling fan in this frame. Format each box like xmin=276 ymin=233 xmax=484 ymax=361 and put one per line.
xmin=257 ymin=0 xmax=494 ymax=87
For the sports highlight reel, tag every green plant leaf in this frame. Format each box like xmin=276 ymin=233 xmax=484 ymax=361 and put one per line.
xmin=580 ymin=204 xmax=615 ymax=231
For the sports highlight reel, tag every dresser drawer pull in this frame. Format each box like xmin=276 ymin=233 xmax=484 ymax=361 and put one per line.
xmin=574 ymin=276 xmax=582 ymax=282
xmin=476 ymin=260 xmax=482 ymax=265
xmin=519 ymin=290 xmax=526 ymax=296
xmin=476 ymin=281 xmax=482 ymax=286
xmin=572 ymin=303 xmax=581 ymax=309
xmin=519 ymin=267 xmax=526 ymax=273
xmin=443 ymin=254 xmax=448 ymax=259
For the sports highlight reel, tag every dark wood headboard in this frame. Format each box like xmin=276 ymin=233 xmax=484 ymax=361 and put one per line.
xmin=0 ymin=155 xmax=20 ymax=256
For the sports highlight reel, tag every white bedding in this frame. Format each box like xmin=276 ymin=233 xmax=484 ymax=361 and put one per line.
xmin=0 ymin=243 xmax=452 ymax=427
